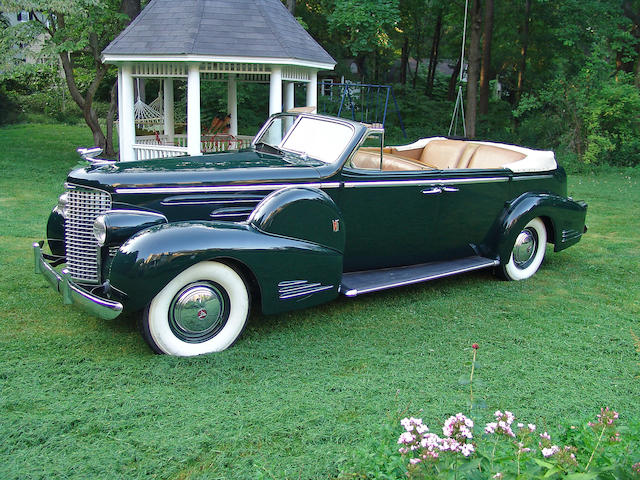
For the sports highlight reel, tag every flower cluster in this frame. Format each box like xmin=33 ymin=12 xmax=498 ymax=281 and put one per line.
xmin=588 ymin=407 xmax=619 ymax=430
xmin=485 ymin=410 xmax=517 ymax=437
xmin=397 ymin=413 xmax=476 ymax=465
xmin=397 ymin=408 xmax=632 ymax=477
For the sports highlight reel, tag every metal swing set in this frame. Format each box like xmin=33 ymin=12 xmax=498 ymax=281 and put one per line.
xmin=319 ymin=83 xmax=407 ymax=138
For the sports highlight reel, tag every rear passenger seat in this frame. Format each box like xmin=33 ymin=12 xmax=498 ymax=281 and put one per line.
xmin=419 ymin=140 xmax=526 ymax=169
xmin=351 ymin=139 xmax=527 ymax=172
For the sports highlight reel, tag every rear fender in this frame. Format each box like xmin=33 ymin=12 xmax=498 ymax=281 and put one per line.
xmin=108 ymin=221 xmax=342 ymax=314
xmin=492 ymin=192 xmax=588 ymax=262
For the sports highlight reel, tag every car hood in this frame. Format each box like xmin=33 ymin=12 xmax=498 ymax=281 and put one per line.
xmin=67 ymin=150 xmax=326 ymax=191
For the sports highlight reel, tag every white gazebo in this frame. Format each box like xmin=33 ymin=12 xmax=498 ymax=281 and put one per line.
xmin=102 ymin=0 xmax=336 ymax=161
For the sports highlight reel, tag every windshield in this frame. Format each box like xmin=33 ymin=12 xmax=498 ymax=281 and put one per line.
xmin=254 ymin=114 xmax=356 ymax=164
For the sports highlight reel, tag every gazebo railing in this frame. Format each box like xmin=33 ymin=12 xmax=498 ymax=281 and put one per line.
xmin=134 ymin=134 xmax=254 ymax=160
xmin=133 ymin=143 xmax=189 ymax=161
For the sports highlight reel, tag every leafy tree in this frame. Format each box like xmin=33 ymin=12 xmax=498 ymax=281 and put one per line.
xmin=0 ymin=0 xmax=139 ymax=157
xmin=327 ymin=0 xmax=399 ymax=79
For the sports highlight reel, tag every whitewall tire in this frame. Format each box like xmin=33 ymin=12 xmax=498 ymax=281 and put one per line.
xmin=141 ymin=261 xmax=250 ymax=356
xmin=500 ymin=217 xmax=547 ymax=281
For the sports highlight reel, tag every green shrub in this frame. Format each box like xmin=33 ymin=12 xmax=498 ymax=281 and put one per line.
xmin=0 ymin=88 xmax=22 ymax=125
xmin=514 ymin=45 xmax=640 ymax=167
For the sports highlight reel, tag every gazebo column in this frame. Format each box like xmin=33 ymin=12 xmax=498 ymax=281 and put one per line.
xmin=306 ymin=70 xmax=318 ymax=113
xmin=269 ymin=66 xmax=282 ymax=116
xmin=187 ymin=63 xmax=201 ymax=156
xmin=119 ymin=64 xmax=136 ymax=162
xmin=284 ymin=81 xmax=295 ymax=112
xmin=227 ymin=74 xmax=238 ymax=136
xmin=163 ymin=78 xmax=175 ymax=144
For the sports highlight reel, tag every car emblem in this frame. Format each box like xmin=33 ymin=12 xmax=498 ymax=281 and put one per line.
xmin=332 ymin=219 xmax=340 ymax=232
xmin=197 ymin=308 xmax=208 ymax=320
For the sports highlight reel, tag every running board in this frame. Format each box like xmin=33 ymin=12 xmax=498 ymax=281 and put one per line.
xmin=340 ymin=256 xmax=499 ymax=297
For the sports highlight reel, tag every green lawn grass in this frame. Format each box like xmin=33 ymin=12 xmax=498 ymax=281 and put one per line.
xmin=0 ymin=123 xmax=638 ymax=479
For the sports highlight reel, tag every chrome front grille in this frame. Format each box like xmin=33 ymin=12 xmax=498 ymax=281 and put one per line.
xmin=64 ymin=185 xmax=112 ymax=284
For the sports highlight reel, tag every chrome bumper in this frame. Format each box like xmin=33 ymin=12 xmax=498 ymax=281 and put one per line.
xmin=33 ymin=242 xmax=123 ymax=320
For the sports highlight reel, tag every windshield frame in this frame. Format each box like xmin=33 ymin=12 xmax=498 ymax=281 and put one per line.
xmin=253 ymin=113 xmax=358 ymax=165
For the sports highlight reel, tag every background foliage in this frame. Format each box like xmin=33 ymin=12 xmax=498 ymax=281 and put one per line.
xmin=1 ymin=0 xmax=639 ymax=164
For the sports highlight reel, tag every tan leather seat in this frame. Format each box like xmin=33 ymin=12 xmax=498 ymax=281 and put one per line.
xmin=419 ymin=140 xmax=467 ymax=169
xmin=351 ymin=150 xmax=430 ymax=171
xmin=466 ymin=145 xmax=525 ymax=169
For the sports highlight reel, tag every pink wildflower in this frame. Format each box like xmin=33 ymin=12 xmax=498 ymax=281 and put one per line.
xmin=540 ymin=431 xmax=551 ymax=441
xmin=485 ymin=422 xmax=497 ymax=434
xmin=493 ymin=473 xmax=503 ymax=479
xmin=542 ymin=446 xmax=560 ymax=458
xmin=423 ymin=451 xmax=439 ymax=460
xmin=409 ymin=458 xmax=422 ymax=465
xmin=486 ymin=411 xmax=516 ymax=437
xmin=443 ymin=413 xmax=474 ymax=441
xmin=461 ymin=443 xmax=475 ymax=457
xmin=398 ymin=432 xmax=415 ymax=445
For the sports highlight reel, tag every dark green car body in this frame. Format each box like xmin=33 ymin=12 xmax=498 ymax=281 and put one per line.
xmin=34 ymin=113 xmax=587 ymax=352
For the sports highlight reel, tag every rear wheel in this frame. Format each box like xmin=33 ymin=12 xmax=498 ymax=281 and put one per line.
xmin=140 ymin=261 xmax=250 ymax=356
xmin=499 ymin=217 xmax=547 ymax=281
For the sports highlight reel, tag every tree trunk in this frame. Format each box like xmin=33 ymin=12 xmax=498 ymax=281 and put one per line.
xmin=479 ymin=0 xmax=493 ymax=114
xmin=516 ymin=0 xmax=532 ymax=105
xmin=105 ymin=81 xmax=118 ymax=158
xmin=622 ymin=0 xmax=640 ymax=88
xmin=465 ymin=0 xmax=482 ymax=138
xmin=400 ymin=37 xmax=409 ymax=85
xmin=448 ymin=57 xmax=461 ymax=101
xmin=412 ymin=56 xmax=420 ymax=88
xmin=286 ymin=0 xmax=296 ymax=14
xmin=425 ymin=12 xmax=442 ymax=96
xmin=121 ymin=0 xmax=141 ymax=19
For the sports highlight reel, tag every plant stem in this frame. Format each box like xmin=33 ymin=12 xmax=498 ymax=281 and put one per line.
xmin=469 ymin=348 xmax=477 ymax=410
xmin=585 ymin=424 xmax=606 ymax=472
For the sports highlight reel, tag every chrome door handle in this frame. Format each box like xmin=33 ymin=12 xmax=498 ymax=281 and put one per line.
xmin=422 ymin=187 xmax=442 ymax=195
xmin=442 ymin=186 xmax=459 ymax=192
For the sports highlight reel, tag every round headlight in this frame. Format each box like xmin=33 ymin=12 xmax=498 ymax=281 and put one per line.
xmin=56 ymin=192 xmax=69 ymax=218
xmin=93 ymin=215 xmax=107 ymax=246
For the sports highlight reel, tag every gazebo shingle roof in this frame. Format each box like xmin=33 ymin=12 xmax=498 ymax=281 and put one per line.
xmin=103 ymin=0 xmax=336 ymax=67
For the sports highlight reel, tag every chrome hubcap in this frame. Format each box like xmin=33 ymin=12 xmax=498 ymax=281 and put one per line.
xmin=513 ymin=228 xmax=537 ymax=268
xmin=169 ymin=282 xmax=229 ymax=343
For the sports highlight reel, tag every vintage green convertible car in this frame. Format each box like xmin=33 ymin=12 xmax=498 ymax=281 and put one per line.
xmin=34 ymin=113 xmax=587 ymax=356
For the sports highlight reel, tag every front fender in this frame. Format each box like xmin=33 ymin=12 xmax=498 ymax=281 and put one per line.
xmin=108 ymin=221 xmax=342 ymax=314
xmin=493 ymin=192 xmax=588 ymax=262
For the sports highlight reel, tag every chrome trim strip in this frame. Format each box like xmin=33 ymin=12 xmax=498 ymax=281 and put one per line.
xmin=33 ymin=242 xmax=123 ymax=320
xmin=561 ymin=229 xmax=583 ymax=242
xmin=512 ymin=174 xmax=554 ymax=181
xmin=340 ymin=259 xmax=500 ymax=297
xmin=278 ymin=280 xmax=335 ymax=300
xmin=343 ymin=177 xmax=508 ymax=188
xmin=162 ymin=198 xmax=262 ymax=206
xmin=115 ymin=182 xmax=341 ymax=194
xmin=280 ymin=285 xmax=334 ymax=300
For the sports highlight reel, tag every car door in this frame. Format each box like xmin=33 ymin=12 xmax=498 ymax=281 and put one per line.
xmin=431 ymin=168 xmax=513 ymax=260
xmin=332 ymin=167 xmax=445 ymax=272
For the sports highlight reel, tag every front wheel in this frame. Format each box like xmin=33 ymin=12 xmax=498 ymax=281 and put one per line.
xmin=140 ymin=261 xmax=250 ymax=356
xmin=499 ymin=217 xmax=547 ymax=281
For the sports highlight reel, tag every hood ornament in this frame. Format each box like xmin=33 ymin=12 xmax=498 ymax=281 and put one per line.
xmin=77 ymin=147 xmax=116 ymax=165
